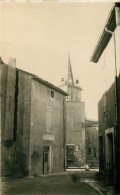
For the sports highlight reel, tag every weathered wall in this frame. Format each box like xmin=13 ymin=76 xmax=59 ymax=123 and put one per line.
xmin=67 ymin=85 xmax=81 ymax=101
xmin=29 ymin=80 xmax=65 ymax=175
xmin=0 ymin=62 xmax=16 ymax=176
xmin=98 ymin=99 xmax=106 ymax=173
xmin=107 ymin=84 xmax=116 ymax=128
xmin=66 ymin=101 xmax=86 ymax=166
xmin=1 ymin=62 xmax=67 ymax=176
xmin=1 ymin=64 xmax=33 ymax=176
xmin=86 ymin=124 xmax=99 ymax=168
xmin=98 ymin=83 xmax=116 ymax=134
xmin=15 ymin=70 xmax=32 ymax=176
xmin=98 ymin=76 xmax=120 ymax=186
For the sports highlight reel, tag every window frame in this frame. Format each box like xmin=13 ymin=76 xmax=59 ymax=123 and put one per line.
xmin=50 ymin=90 xmax=55 ymax=99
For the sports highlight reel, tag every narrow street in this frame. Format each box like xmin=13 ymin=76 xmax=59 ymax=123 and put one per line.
xmin=1 ymin=2 xmax=120 ymax=195
xmin=1 ymin=170 xmax=102 ymax=195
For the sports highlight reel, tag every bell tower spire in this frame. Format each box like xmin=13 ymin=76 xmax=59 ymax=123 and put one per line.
xmin=68 ymin=53 xmax=74 ymax=86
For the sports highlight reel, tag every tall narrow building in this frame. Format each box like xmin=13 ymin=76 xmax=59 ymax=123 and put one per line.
xmin=60 ymin=55 xmax=86 ymax=168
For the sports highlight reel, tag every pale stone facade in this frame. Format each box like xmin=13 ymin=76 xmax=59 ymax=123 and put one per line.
xmin=1 ymin=58 xmax=67 ymax=176
xmin=60 ymin=56 xmax=86 ymax=168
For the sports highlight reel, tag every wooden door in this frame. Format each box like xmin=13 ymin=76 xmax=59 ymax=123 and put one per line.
xmin=43 ymin=146 xmax=50 ymax=174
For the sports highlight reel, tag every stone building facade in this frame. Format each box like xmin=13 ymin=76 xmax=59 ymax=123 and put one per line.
xmin=90 ymin=3 xmax=120 ymax=190
xmin=85 ymin=119 xmax=99 ymax=168
xmin=60 ymin=56 xmax=86 ymax=168
xmin=98 ymin=77 xmax=120 ymax=186
xmin=1 ymin=58 xmax=68 ymax=176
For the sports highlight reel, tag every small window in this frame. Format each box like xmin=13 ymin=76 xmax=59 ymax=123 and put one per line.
xmin=78 ymin=146 xmax=81 ymax=150
xmin=87 ymin=147 xmax=91 ymax=155
xmin=102 ymin=94 xmax=107 ymax=113
xmin=93 ymin=147 xmax=96 ymax=158
xmin=51 ymin=90 xmax=54 ymax=98
xmin=82 ymin=123 xmax=85 ymax=128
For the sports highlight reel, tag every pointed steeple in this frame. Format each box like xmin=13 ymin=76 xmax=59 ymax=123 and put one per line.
xmin=67 ymin=54 xmax=74 ymax=86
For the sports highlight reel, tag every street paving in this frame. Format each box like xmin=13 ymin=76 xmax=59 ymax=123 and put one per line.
xmin=1 ymin=170 xmax=103 ymax=195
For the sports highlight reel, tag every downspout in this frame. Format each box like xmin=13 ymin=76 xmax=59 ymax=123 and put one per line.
xmin=104 ymin=26 xmax=119 ymax=189
xmin=28 ymin=79 xmax=33 ymax=176
xmin=104 ymin=27 xmax=117 ymax=78
xmin=85 ymin=118 xmax=87 ymax=164
xmin=63 ymin=96 xmax=67 ymax=171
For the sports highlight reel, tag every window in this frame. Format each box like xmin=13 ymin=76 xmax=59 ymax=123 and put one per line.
xmin=82 ymin=123 xmax=85 ymax=128
xmin=102 ymin=94 xmax=107 ymax=112
xmin=43 ymin=146 xmax=49 ymax=163
xmin=78 ymin=146 xmax=81 ymax=151
xmin=51 ymin=90 xmax=54 ymax=98
xmin=93 ymin=147 xmax=96 ymax=158
xmin=87 ymin=147 xmax=91 ymax=155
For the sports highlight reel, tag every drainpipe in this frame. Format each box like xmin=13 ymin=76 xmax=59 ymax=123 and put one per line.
xmin=63 ymin=96 xmax=67 ymax=171
xmin=104 ymin=27 xmax=118 ymax=132
xmin=104 ymin=28 xmax=117 ymax=77
xmin=104 ymin=26 xmax=119 ymax=190
xmin=85 ymin=118 xmax=87 ymax=164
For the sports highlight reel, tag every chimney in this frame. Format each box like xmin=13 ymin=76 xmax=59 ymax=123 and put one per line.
xmin=8 ymin=58 xmax=16 ymax=68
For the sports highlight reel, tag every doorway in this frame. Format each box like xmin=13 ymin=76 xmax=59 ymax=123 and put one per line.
xmin=106 ymin=133 xmax=114 ymax=185
xmin=66 ymin=145 xmax=75 ymax=168
xmin=43 ymin=146 xmax=50 ymax=174
xmin=99 ymin=136 xmax=104 ymax=171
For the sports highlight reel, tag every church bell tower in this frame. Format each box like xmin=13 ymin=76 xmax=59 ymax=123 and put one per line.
xmin=60 ymin=54 xmax=82 ymax=102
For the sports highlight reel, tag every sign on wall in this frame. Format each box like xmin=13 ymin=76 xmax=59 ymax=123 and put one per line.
xmin=43 ymin=135 xmax=54 ymax=141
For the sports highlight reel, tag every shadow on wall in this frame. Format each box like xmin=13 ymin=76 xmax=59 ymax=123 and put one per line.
xmin=14 ymin=141 xmax=28 ymax=176
xmin=3 ymin=140 xmax=28 ymax=177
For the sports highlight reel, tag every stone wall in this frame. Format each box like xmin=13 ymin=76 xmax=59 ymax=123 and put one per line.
xmin=15 ymin=70 xmax=32 ymax=176
xmin=86 ymin=123 xmax=99 ymax=168
xmin=0 ymin=62 xmax=16 ymax=176
xmin=1 ymin=61 xmax=66 ymax=176
xmin=29 ymin=80 xmax=65 ymax=175
xmin=67 ymin=85 xmax=81 ymax=101
xmin=98 ymin=75 xmax=120 ymax=186
xmin=66 ymin=101 xmax=86 ymax=167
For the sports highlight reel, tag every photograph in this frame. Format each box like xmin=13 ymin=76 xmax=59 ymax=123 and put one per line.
xmin=0 ymin=0 xmax=120 ymax=194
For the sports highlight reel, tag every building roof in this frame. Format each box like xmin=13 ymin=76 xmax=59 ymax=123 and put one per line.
xmin=85 ymin=119 xmax=98 ymax=127
xmin=18 ymin=69 xmax=68 ymax=96
xmin=1 ymin=57 xmax=68 ymax=96
xmin=90 ymin=3 xmax=120 ymax=63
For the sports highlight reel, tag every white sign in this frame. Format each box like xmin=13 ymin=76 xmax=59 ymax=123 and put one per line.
xmin=43 ymin=135 xmax=54 ymax=141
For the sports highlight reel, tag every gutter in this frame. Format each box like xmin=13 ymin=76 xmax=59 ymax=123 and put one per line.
xmin=90 ymin=3 xmax=120 ymax=63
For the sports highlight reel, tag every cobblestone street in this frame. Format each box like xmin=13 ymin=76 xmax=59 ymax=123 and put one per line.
xmin=1 ymin=170 xmax=103 ymax=195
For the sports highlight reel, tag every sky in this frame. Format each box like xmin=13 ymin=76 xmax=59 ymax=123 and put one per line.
xmin=0 ymin=1 xmax=116 ymax=120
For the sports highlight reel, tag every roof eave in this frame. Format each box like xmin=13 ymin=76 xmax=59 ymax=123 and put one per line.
xmin=90 ymin=3 xmax=119 ymax=63
xmin=32 ymin=77 xmax=68 ymax=96
xmin=17 ymin=69 xmax=68 ymax=96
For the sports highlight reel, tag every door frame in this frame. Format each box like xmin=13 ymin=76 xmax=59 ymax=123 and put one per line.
xmin=43 ymin=145 xmax=51 ymax=174
xmin=105 ymin=127 xmax=115 ymax=185
xmin=66 ymin=144 xmax=75 ymax=168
